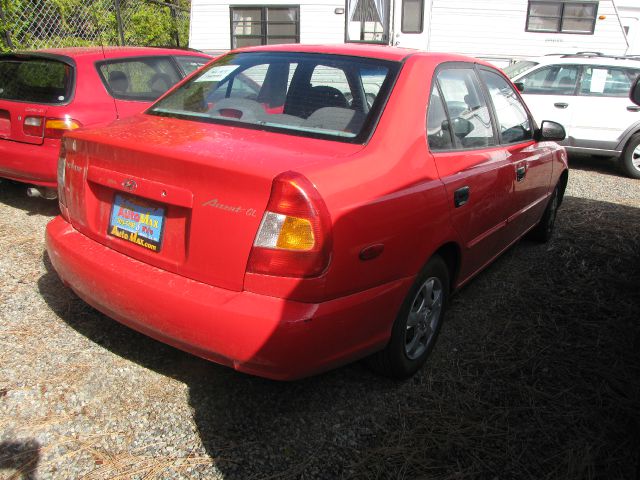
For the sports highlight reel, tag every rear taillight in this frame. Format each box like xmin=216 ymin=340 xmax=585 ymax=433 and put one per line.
xmin=45 ymin=117 xmax=81 ymax=139
xmin=247 ymin=172 xmax=332 ymax=278
xmin=22 ymin=116 xmax=81 ymax=139
xmin=23 ymin=116 xmax=44 ymax=137
xmin=57 ymin=140 xmax=69 ymax=220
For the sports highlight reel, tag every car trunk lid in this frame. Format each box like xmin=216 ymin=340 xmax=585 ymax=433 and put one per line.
xmin=62 ymin=114 xmax=363 ymax=291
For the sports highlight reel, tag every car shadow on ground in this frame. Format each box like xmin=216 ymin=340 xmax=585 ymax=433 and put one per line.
xmin=0 ymin=180 xmax=59 ymax=217
xmin=36 ymin=194 xmax=640 ymax=479
xmin=567 ymin=153 xmax=622 ymax=177
xmin=0 ymin=439 xmax=41 ymax=480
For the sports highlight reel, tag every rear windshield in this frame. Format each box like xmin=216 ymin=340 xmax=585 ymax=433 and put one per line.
xmin=147 ymin=52 xmax=400 ymax=142
xmin=503 ymin=61 xmax=539 ymax=79
xmin=0 ymin=57 xmax=73 ymax=104
xmin=97 ymin=57 xmax=182 ymax=101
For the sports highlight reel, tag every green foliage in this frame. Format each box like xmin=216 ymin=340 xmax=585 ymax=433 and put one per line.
xmin=0 ymin=0 xmax=190 ymax=52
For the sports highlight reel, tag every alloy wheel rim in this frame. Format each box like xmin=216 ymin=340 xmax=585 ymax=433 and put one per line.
xmin=632 ymin=145 xmax=640 ymax=170
xmin=404 ymin=277 xmax=443 ymax=360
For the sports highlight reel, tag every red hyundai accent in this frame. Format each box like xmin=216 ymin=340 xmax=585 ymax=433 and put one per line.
xmin=0 ymin=47 xmax=211 ymax=196
xmin=45 ymin=44 xmax=568 ymax=380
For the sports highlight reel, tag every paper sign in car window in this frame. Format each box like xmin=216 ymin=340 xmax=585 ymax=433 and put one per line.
xmin=589 ymin=68 xmax=608 ymax=94
xmin=195 ymin=65 xmax=240 ymax=83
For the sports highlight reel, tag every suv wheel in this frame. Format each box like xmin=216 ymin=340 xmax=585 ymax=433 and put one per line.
xmin=621 ymin=133 xmax=640 ymax=179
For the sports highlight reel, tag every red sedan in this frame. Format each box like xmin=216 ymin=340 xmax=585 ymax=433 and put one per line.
xmin=46 ymin=44 xmax=568 ymax=380
xmin=0 ymin=47 xmax=211 ymax=195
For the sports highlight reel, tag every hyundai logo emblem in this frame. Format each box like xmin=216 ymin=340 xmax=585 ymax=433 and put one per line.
xmin=122 ymin=179 xmax=137 ymax=191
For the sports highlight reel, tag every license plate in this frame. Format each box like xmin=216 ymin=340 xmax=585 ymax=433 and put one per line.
xmin=108 ymin=194 xmax=165 ymax=253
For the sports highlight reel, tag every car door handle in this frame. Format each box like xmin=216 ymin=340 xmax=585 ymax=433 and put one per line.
xmin=554 ymin=102 xmax=569 ymax=109
xmin=454 ymin=186 xmax=470 ymax=208
xmin=516 ymin=165 xmax=527 ymax=182
xmin=627 ymin=105 xmax=640 ymax=112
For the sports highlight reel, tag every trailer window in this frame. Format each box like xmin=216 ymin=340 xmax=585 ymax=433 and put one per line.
xmin=401 ymin=0 xmax=424 ymax=33
xmin=230 ymin=7 xmax=299 ymax=48
xmin=526 ymin=1 xmax=598 ymax=34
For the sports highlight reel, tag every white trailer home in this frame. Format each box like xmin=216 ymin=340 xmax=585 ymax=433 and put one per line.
xmin=189 ymin=0 xmax=638 ymax=64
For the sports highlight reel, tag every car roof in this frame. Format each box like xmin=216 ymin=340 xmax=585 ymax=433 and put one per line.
xmin=230 ymin=43 xmax=494 ymax=66
xmin=9 ymin=46 xmax=211 ymax=62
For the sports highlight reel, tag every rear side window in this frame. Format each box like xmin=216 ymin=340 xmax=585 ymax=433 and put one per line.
xmin=436 ymin=68 xmax=496 ymax=149
xmin=98 ymin=57 xmax=181 ymax=101
xmin=427 ymin=87 xmax=453 ymax=151
xmin=0 ymin=57 xmax=73 ymax=104
xmin=579 ymin=66 xmax=640 ymax=97
xmin=519 ymin=64 xmax=580 ymax=95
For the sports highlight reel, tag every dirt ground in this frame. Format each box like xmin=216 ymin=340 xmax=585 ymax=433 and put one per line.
xmin=0 ymin=156 xmax=639 ymax=479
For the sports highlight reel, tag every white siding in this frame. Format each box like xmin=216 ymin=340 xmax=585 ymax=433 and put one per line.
xmin=423 ymin=0 xmax=627 ymax=60
xmin=190 ymin=0 xmax=629 ymax=59
xmin=189 ymin=0 xmax=345 ymax=52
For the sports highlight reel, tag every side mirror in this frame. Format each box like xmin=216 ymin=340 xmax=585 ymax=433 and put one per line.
xmin=514 ymin=81 xmax=525 ymax=93
xmin=630 ymin=77 xmax=640 ymax=106
xmin=537 ymin=120 xmax=566 ymax=142
xmin=443 ymin=117 xmax=475 ymax=138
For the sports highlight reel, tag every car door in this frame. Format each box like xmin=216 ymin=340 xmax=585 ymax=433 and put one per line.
xmin=516 ymin=64 xmax=581 ymax=138
xmin=569 ymin=65 xmax=640 ymax=148
xmin=427 ymin=65 xmax=514 ymax=280
xmin=478 ymin=67 xmax=554 ymax=237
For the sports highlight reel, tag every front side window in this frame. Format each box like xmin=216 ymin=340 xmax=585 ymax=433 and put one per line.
xmin=519 ymin=64 xmax=580 ymax=95
xmin=175 ymin=56 xmax=211 ymax=75
xmin=231 ymin=6 xmax=299 ymax=48
xmin=436 ymin=68 xmax=496 ymax=149
xmin=480 ymin=69 xmax=533 ymax=144
xmin=0 ymin=56 xmax=73 ymax=104
xmin=98 ymin=57 xmax=181 ymax=101
xmin=579 ymin=66 xmax=640 ymax=97
xmin=148 ymin=52 xmax=400 ymax=142
xmin=526 ymin=1 xmax=598 ymax=34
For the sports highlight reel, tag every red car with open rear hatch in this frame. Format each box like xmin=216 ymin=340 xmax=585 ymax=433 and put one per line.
xmin=45 ymin=44 xmax=568 ymax=380
xmin=0 ymin=47 xmax=211 ymax=196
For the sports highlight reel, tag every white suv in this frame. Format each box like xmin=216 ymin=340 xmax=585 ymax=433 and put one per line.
xmin=505 ymin=53 xmax=640 ymax=179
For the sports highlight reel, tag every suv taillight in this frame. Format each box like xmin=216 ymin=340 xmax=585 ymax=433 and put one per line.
xmin=247 ymin=172 xmax=332 ymax=278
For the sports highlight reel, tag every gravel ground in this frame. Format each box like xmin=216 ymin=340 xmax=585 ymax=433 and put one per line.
xmin=0 ymin=155 xmax=639 ymax=479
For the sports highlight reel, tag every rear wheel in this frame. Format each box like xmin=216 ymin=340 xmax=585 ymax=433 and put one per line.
xmin=368 ymin=255 xmax=450 ymax=379
xmin=529 ymin=185 xmax=559 ymax=243
xmin=620 ymin=133 xmax=640 ymax=179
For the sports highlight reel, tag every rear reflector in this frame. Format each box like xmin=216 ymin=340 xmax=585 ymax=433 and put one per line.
xmin=23 ymin=116 xmax=44 ymax=137
xmin=248 ymin=172 xmax=332 ymax=278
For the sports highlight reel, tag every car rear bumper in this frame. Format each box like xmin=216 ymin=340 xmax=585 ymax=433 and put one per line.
xmin=0 ymin=137 xmax=59 ymax=187
xmin=45 ymin=216 xmax=411 ymax=380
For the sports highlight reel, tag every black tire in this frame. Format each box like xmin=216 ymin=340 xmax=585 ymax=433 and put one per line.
xmin=368 ymin=255 xmax=450 ymax=379
xmin=529 ymin=185 xmax=559 ymax=243
xmin=620 ymin=133 xmax=640 ymax=180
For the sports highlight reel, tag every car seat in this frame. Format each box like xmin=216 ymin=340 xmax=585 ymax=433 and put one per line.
xmin=108 ymin=70 xmax=129 ymax=94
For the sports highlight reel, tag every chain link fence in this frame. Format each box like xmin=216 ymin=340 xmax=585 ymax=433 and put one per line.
xmin=0 ymin=0 xmax=190 ymax=52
